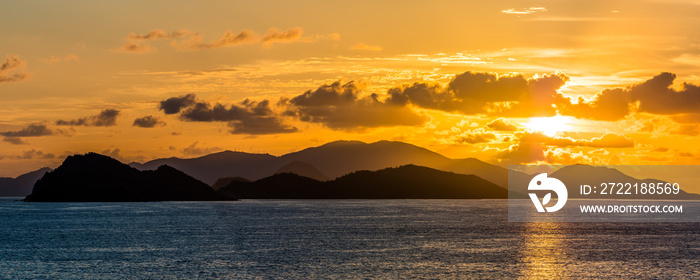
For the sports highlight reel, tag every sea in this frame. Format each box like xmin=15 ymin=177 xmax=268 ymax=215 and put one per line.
xmin=0 ymin=198 xmax=698 ymax=279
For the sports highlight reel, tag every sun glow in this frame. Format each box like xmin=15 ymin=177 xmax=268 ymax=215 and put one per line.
xmin=524 ymin=116 xmax=571 ymax=137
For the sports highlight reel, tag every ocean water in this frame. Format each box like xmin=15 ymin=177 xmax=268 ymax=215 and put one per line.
xmin=0 ymin=198 xmax=698 ymax=279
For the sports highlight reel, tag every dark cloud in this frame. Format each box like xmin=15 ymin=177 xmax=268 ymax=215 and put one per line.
xmin=159 ymin=93 xmax=197 ymax=114
xmin=386 ymin=71 xmax=570 ymax=117
xmin=261 ymin=27 xmax=303 ymax=44
xmin=56 ymin=109 xmax=120 ymax=127
xmin=486 ymin=119 xmax=518 ymax=131
xmin=180 ymin=99 xmax=271 ymax=122
xmin=651 ymin=147 xmax=669 ymax=152
xmin=160 ymin=94 xmax=298 ymax=135
xmin=0 ymin=55 xmax=30 ymax=83
xmin=562 ymin=72 xmax=700 ymax=121
xmin=0 ymin=123 xmax=57 ymax=144
xmin=227 ymin=117 xmax=298 ymax=134
xmin=0 ymin=55 xmax=23 ymax=72
xmin=133 ymin=115 xmax=166 ymax=128
xmin=0 ymin=123 xmax=55 ymax=137
xmin=630 ymin=72 xmax=700 ymax=115
xmin=2 ymin=137 xmax=26 ymax=145
xmin=290 ymin=81 xmax=359 ymax=107
xmin=18 ymin=149 xmax=55 ymax=160
xmin=561 ymin=88 xmax=631 ymax=121
xmin=287 ymin=81 xmax=427 ymax=130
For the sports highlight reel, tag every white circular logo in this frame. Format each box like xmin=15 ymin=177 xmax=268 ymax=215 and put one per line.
xmin=528 ymin=173 xmax=568 ymax=212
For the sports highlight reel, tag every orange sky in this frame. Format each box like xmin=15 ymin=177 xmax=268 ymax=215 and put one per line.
xmin=2 ymin=0 xmax=700 ymax=177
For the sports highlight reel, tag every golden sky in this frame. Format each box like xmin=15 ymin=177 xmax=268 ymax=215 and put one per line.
xmin=2 ymin=0 xmax=700 ymax=177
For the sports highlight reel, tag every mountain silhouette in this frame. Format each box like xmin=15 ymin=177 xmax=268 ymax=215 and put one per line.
xmin=25 ymin=153 xmax=231 ymax=202
xmin=130 ymin=151 xmax=276 ymax=185
xmin=0 ymin=167 xmax=52 ymax=197
xmin=274 ymin=161 xmax=329 ymax=181
xmin=211 ymin=176 xmax=250 ymax=190
xmin=218 ymin=164 xmax=508 ymax=199
xmin=130 ymin=140 xmax=527 ymax=188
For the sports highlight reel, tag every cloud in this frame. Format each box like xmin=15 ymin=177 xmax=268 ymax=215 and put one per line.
xmin=227 ymin=116 xmax=298 ymax=134
xmin=182 ymin=141 xmax=222 ymax=156
xmin=117 ymin=29 xmax=196 ymax=53
xmin=119 ymin=27 xmax=308 ymax=52
xmin=0 ymin=55 xmax=30 ymax=83
xmin=486 ymin=119 xmax=518 ymax=131
xmin=39 ymin=54 xmax=79 ymax=65
xmin=126 ymin=29 xmax=193 ymax=40
xmin=160 ymin=94 xmax=298 ymax=135
xmin=502 ymin=7 xmax=547 ymax=15
xmin=159 ymin=93 xmax=197 ymax=114
xmin=285 ymin=81 xmax=427 ymax=130
xmin=544 ymin=148 xmax=602 ymax=165
xmin=117 ymin=42 xmax=156 ymax=53
xmin=672 ymin=124 xmax=699 ymax=136
xmin=496 ymin=132 xmax=633 ymax=164
xmin=523 ymin=132 xmax=635 ymax=148
xmin=562 ymin=72 xmax=700 ymax=121
xmin=0 ymin=123 xmax=56 ymax=137
xmin=56 ymin=109 xmax=120 ymax=127
xmin=387 ymin=71 xmax=570 ymax=117
xmin=585 ymin=133 xmax=635 ymax=148
xmin=679 ymin=152 xmax=694 ymax=157
xmin=133 ymin=115 xmax=166 ymax=128
xmin=18 ymin=149 xmax=56 ymax=160
xmin=261 ymin=27 xmax=303 ymax=44
xmin=100 ymin=148 xmax=121 ymax=159
xmin=350 ymin=43 xmax=383 ymax=51
xmin=0 ymin=123 xmax=58 ymax=144
xmin=651 ymin=147 xmax=669 ymax=152
xmin=2 ymin=137 xmax=26 ymax=145
xmin=452 ymin=129 xmax=497 ymax=144
xmin=193 ymin=30 xmax=257 ymax=49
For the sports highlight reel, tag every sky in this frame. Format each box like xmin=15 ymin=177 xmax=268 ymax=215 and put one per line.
xmin=2 ymin=0 xmax=700 ymax=178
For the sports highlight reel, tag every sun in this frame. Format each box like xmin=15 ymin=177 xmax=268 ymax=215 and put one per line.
xmin=523 ymin=116 xmax=571 ymax=137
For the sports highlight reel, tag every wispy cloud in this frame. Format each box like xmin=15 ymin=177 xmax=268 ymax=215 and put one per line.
xmin=56 ymin=109 xmax=120 ymax=127
xmin=133 ymin=115 xmax=166 ymax=128
xmin=117 ymin=27 xmax=314 ymax=53
xmin=0 ymin=123 xmax=60 ymax=145
xmin=0 ymin=55 xmax=30 ymax=83
xmin=502 ymin=7 xmax=547 ymax=15
xmin=38 ymin=54 xmax=79 ymax=65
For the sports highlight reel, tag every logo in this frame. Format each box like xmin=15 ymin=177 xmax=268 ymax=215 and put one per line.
xmin=528 ymin=173 xmax=568 ymax=212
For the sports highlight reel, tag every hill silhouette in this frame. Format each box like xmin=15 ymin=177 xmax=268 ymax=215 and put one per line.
xmin=0 ymin=167 xmax=52 ymax=197
xmin=274 ymin=161 xmax=329 ymax=181
xmin=25 ymin=153 xmax=231 ymax=202
xmin=211 ymin=176 xmax=250 ymax=190
xmin=130 ymin=140 xmax=528 ymax=188
xmin=218 ymin=164 xmax=508 ymax=199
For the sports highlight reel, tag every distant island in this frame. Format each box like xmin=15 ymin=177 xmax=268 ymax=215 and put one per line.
xmin=10 ymin=140 xmax=700 ymax=202
xmin=25 ymin=153 xmax=231 ymax=202
xmin=217 ymin=164 xmax=509 ymax=199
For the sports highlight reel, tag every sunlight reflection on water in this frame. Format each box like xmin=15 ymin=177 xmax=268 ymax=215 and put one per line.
xmin=0 ymin=199 xmax=698 ymax=279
